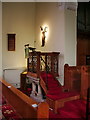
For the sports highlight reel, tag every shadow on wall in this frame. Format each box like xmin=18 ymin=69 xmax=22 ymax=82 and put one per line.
xmin=3 ymin=67 xmax=26 ymax=88
xmin=58 ymin=54 xmax=64 ymax=86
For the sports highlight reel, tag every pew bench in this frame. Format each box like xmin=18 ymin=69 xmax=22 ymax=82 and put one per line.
xmin=1 ymin=79 xmax=49 ymax=119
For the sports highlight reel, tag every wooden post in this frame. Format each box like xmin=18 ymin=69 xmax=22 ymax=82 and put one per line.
xmin=37 ymin=52 xmax=41 ymax=78
xmin=37 ymin=102 xmax=49 ymax=119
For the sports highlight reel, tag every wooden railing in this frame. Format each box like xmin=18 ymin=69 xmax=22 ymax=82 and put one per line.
xmin=27 ymin=51 xmax=60 ymax=78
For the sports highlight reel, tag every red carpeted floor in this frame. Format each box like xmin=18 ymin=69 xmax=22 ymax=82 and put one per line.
xmin=1 ymin=95 xmax=22 ymax=120
xmin=49 ymin=99 xmax=88 ymax=119
xmin=40 ymin=72 xmax=79 ymax=100
xmin=1 ymin=90 xmax=89 ymax=119
xmin=40 ymin=72 xmax=90 ymax=119
xmin=1 ymin=72 xmax=89 ymax=119
xmin=1 ymin=95 xmax=89 ymax=119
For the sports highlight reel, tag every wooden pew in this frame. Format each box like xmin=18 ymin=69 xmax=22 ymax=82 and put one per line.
xmin=1 ymin=79 xmax=49 ymax=119
xmin=64 ymin=64 xmax=81 ymax=92
xmin=81 ymin=65 xmax=90 ymax=99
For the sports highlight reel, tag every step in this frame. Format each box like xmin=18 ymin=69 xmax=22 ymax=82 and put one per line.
xmin=47 ymin=91 xmax=80 ymax=100
xmin=57 ymin=99 xmax=86 ymax=118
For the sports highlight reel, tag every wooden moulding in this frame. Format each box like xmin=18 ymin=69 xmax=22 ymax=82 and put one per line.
xmin=1 ymin=79 xmax=49 ymax=119
xmin=27 ymin=71 xmax=38 ymax=78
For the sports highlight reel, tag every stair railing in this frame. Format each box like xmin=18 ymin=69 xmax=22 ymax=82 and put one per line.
xmin=26 ymin=46 xmax=60 ymax=79
xmin=40 ymin=55 xmax=50 ymax=89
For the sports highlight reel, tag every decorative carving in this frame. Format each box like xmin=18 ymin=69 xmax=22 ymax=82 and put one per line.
xmin=53 ymin=56 xmax=58 ymax=73
xmin=27 ymin=52 xmax=60 ymax=77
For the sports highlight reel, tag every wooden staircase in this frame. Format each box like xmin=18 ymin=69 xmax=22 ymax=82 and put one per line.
xmin=25 ymin=48 xmax=90 ymax=114
xmin=40 ymin=72 xmax=80 ymax=113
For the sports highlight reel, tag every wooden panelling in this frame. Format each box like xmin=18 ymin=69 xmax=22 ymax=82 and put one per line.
xmin=77 ymin=33 xmax=90 ymax=66
xmin=20 ymin=72 xmax=27 ymax=90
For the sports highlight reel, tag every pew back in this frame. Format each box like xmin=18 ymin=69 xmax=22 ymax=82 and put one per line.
xmin=64 ymin=64 xmax=81 ymax=92
xmin=1 ymin=79 xmax=49 ymax=119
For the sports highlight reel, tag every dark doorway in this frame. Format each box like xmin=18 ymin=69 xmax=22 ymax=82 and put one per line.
xmin=77 ymin=2 xmax=90 ymax=66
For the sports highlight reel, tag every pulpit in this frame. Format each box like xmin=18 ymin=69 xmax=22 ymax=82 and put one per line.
xmin=21 ymin=51 xmax=60 ymax=102
xmin=27 ymin=51 xmax=60 ymax=77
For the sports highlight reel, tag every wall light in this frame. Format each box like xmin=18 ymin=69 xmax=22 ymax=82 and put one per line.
xmin=40 ymin=26 xmax=48 ymax=47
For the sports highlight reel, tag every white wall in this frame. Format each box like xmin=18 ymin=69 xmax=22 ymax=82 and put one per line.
xmin=2 ymin=2 xmax=76 ymax=85
xmin=3 ymin=68 xmax=25 ymax=88
xmin=2 ymin=2 xmax=36 ymax=69
xmin=35 ymin=3 xmax=65 ymax=84
xmin=35 ymin=3 xmax=65 ymax=53
xmin=0 ymin=2 xmax=2 ymax=77
xmin=64 ymin=9 xmax=76 ymax=66
xmin=35 ymin=2 xmax=76 ymax=85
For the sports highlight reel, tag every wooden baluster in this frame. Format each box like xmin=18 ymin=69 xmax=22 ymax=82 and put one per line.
xmin=27 ymin=57 xmax=29 ymax=72
xmin=37 ymin=102 xmax=49 ymax=119
xmin=37 ymin=52 xmax=41 ymax=78
xmin=45 ymin=54 xmax=47 ymax=72
xmin=32 ymin=53 xmax=34 ymax=72
xmin=51 ymin=53 xmax=53 ymax=75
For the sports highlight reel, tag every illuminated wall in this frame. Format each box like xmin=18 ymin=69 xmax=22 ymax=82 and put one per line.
xmin=35 ymin=2 xmax=76 ymax=85
xmin=2 ymin=2 xmax=36 ymax=69
xmin=64 ymin=10 xmax=76 ymax=66
xmin=2 ymin=2 xmax=76 ymax=85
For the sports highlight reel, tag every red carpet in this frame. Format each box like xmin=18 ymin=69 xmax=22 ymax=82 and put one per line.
xmin=1 ymin=89 xmax=89 ymax=119
xmin=1 ymin=95 xmax=89 ymax=119
xmin=40 ymin=72 xmax=89 ymax=119
xmin=1 ymin=73 xmax=89 ymax=119
xmin=40 ymin=72 xmax=79 ymax=100
xmin=1 ymin=88 xmax=32 ymax=120
xmin=1 ymin=95 xmax=22 ymax=120
xmin=49 ymin=99 xmax=89 ymax=119
xmin=2 ymin=104 xmax=20 ymax=120
xmin=18 ymin=87 xmax=32 ymax=96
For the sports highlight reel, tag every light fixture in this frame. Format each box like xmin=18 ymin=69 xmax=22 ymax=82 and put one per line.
xmin=40 ymin=26 xmax=48 ymax=47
